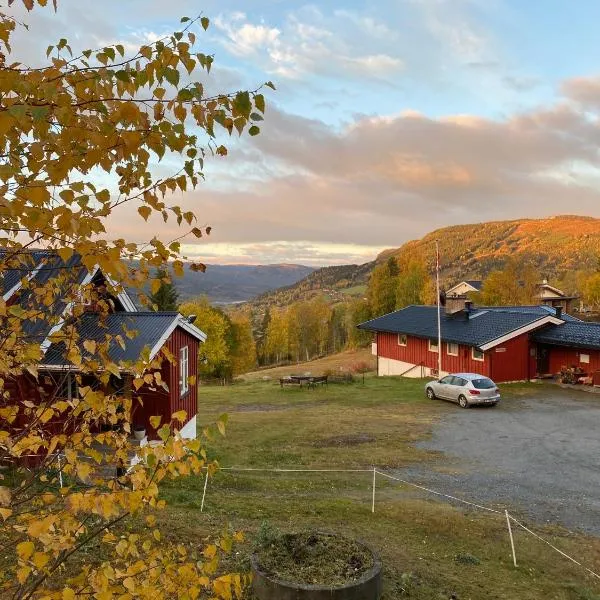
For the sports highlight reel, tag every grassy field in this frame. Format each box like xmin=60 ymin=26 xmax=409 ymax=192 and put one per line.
xmin=157 ymin=376 xmax=600 ymax=599
xmin=243 ymin=347 xmax=376 ymax=382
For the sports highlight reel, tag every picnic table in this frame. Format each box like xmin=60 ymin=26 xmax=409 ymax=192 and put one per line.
xmin=279 ymin=375 xmax=328 ymax=389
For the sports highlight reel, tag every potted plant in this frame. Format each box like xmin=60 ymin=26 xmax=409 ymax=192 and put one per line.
xmin=133 ymin=424 xmax=146 ymax=441
xmin=251 ymin=529 xmax=382 ymax=600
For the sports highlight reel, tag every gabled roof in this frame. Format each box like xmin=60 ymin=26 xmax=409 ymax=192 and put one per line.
xmin=533 ymin=321 xmax=600 ymax=351
xmin=358 ymin=305 xmax=564 ymax=350
xmin=1 ymin=250 xmax=136 ymax=312
xmin=464 ymin=280 xmax=483 ymax=291
xmin=41 ymin=312 xmax=206 ymax=369
xmin=446 ymin=280 xmax=482 ymax=295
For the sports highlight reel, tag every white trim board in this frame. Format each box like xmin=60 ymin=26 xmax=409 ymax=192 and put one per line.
xmin=3 ymin=258 xmax=47 ymax=302
xmin=148 ymin=315 xmax=206 ymax=361
xmin=479 ymin=316 xmax=564 ymax=351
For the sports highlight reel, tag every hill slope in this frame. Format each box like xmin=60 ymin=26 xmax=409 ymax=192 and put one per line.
xmin=251 ymin=215 xmax=600 ymax=307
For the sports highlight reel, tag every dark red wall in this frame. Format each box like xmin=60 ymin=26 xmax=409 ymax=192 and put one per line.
xmin=132 ymin=326 xmax=199 ymax=439
xmin=376 ymin=332 xmax=491 ymax=377
xmin=547 ymin=346 xmax=600 ymax=374
xmin=488 ymin=334 xmax=532 ymax=382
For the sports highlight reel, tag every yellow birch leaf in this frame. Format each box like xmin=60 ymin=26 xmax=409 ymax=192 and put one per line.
xmin=0 ymin=508 xmax=12 ymax=520
xmin=32 ymin=551 xmax=50 ymax=569
xmin=149 ymin=415 xmax=161 ymax=429
xmin=17 ymin=541 xmax=35 ymax=561
xmin=83 ymin=339 xmax=96 ymax=354
xmin=76 ymin=462 xmax=92 ymax=482
xmin=138 ymin=206 xmax=151 ymax=221
xmin=171 ymin=410 xmax=186 ymax=423
xmin=17 ymin=565 xmax=31 ymax=585
xmin=62 ymin=588 xmax=76 ymax=600
xmin=0 ymin=486 xmax=10 ymax=506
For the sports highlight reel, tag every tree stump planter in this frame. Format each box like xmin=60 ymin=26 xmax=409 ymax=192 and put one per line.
xmin=251 ymin=532 xmax=382 ymax=600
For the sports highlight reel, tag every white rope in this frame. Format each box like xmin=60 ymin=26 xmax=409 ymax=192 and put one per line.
xmin=219 ymin=467 xmax=373 ymax=473
xmin=374 ymin=469 xmax=503 ymax=514
xmin=508 ymin=514 xmax=600 ymax=580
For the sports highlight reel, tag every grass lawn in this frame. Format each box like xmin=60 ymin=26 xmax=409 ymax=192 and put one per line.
xmin=159 ymin=376 xmax=600 ymax=600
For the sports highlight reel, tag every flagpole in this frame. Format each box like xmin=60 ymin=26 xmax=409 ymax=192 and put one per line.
xmin=436 ymin=241 xmax=442 ymax=377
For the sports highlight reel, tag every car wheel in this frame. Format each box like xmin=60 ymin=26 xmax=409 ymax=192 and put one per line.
xmin=426 ymin=387 xmax=436 ymax=400
xmin=458 ymin=395 xmax=469 ymax=409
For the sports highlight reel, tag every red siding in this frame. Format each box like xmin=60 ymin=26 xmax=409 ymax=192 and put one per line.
xmin=166 ymin=327 xmax=198 ymax=428
xmin=377 ymin=332 xmax=491 ymax=377
xmin=131 ymin=326 xmax=199 ymax=440
xmin=547 ymin=346 xmax=600 ymax=374
xmin=488 ymin=334 xmax=532 ymax=382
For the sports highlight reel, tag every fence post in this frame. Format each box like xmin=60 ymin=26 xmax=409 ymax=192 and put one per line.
xmin=505 ymin=510 xmax=517 ymax=567
xmin=57 ymin=453 xmax=63 ymax=489
xmin=200 ymin=470 xmax=209 ymax=513
xmin=371 ymin=468 xmax=376 ymax=514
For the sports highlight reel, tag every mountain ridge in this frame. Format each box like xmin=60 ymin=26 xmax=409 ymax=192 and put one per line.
xmin=250 ymin=215 xmax=600 ymax=307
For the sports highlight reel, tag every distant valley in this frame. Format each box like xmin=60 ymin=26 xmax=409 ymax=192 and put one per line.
xmin=173 ymin=263 xmax=315 ymax=303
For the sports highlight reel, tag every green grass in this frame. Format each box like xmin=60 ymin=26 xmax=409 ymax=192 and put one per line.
xmin=158 ymin=377 xmax=600 ymax=599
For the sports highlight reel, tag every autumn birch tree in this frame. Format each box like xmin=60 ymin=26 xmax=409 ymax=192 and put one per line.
xmin=0 ymin=1 xmax=271 ymax=597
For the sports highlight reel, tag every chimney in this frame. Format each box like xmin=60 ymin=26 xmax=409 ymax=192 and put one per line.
xmin=187 ymin=314 xmax=197 ymax=324
xmin=465 ymin=301 xmax=473 ymax=313
xmin=555 ymin=306 xmax=562 ymax=319
xmin=445 ymin=296 xmax=467 ymax=316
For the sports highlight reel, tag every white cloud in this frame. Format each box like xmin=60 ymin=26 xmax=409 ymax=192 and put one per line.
xmin=212 ymin=8 xmax=404 ymax=81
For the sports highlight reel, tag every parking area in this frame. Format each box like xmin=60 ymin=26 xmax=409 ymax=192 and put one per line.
xmin=398 ymin=386 xmax=600 ymax=535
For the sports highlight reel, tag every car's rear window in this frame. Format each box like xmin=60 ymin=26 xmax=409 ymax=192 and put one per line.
xmin=472 ymin=378 xmax=495 ymax=389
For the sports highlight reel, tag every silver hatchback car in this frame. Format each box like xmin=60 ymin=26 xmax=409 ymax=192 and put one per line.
xmin=425 ymin=373 xmax=500 ymax=408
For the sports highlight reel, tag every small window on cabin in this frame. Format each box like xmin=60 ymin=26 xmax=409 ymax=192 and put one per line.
xmin=55 ymin=373 xmax=78 ymax=400
xmin=179 ymin=346 xmax=189 ymax=396
xmin=447 ymin=342 xmax=458 ymax=356
xmin=580 ymin=353 xmax=590 ymax=364
xmin=428 ymin=339 xmax=438 ymax=352
xmin=398 ymin=334 xmax=407 ymax=346
xmin=472 ymin=348 xmax=485 ymax=362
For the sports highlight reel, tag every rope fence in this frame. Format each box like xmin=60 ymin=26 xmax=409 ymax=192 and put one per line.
xmin=199 ymin=464 xmax=600 ymax=582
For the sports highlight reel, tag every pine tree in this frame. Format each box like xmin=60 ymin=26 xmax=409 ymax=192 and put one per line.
xmin=150 ymin=268 xmax=179 ymax=311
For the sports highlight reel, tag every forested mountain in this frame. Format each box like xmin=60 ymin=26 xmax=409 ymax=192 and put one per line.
xmin=141 ymin=263 xmax=315 ymax=304
xmin=250 ymin=215 xmax=600 ymax=308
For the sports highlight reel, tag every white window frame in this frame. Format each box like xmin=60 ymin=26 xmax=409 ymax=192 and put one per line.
xmin=472 ymin=347 xmax=485 ymax=362
xmin=397 ymin=334 xmax=407 ymax=346
xmin=428 ymin=339 xmax=439 ymax=353
xmin=580 ymin=353 xmax=590 ymax=364
xmin=447 ymin=342 xmax=459 ymax=356
xmin=179 ymin=346 xmax=189 ymax=396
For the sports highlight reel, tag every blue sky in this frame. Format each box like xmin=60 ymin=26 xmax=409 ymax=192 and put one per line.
xmin=9 ymin=1 xmax=600 ymax=265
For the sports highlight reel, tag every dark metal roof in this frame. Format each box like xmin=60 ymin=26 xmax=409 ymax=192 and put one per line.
xmin=532 ymin=321 xmax=600 ymax=351
xmin=464 ymin=280 xmax=482 ymax=291
xmin=42 ymin=312 xmax=181 ymax=367
xmin=358 ymin=305 xmax=557 ymax=349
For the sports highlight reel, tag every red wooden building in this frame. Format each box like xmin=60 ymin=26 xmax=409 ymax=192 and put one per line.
xmin=359 ymin=303 xmax=600 ymax=383
xmin=2 ymin=251 xmax=206 ymax=446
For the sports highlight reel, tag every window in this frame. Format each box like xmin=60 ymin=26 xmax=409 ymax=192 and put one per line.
xmin=472 ymin=348 xmax=484 ymax=362
xmin=447 ymin=342 xmax=458 ymax=356
xmin=439 ymin=376 xmax=454 ymax=384
xmin=428 ymin=339 xmax=439 ymax=353
xmin=398 ymin=334 xmax=407 ymax=346
xmin=580 ymin=353 xmax=590 ymax=364
xmin=55 ymin=373 xmax=78 ymax=400
xmin=452 ymin=377 xmax=467 ymax=386
xmin=179 ymin=346 xmax=189 ymax=396
xmin=472 ymin=378 xmax=495 ymax=389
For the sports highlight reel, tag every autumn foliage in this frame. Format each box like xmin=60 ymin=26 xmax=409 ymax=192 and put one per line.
xmin=0 ymin=0 xmax=270 ymax=597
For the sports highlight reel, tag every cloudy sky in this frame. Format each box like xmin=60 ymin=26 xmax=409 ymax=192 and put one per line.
xmin=9 ymin=0 xmax=600 ymax=265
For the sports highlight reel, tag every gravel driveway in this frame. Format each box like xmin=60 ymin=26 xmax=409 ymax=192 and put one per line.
xmin=395 ymin=387 xmax=600 ymax=534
